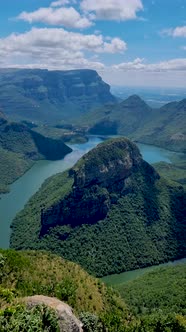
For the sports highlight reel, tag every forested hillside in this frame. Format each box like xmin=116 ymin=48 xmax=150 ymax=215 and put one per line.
xmin=82 ymin=95 xmax=186 ymax=152
xmin=0 ymin=249 xmax=127 ymax=331
xmin=10 ymin=138 xmax=186 ymax=277
xmin=116 ymin=263 xmax=186 ymax=317
xmin=0 ymin=250 xmax=185 ymax=331
xmin=0 ymin=113 xmax=71 ymax=193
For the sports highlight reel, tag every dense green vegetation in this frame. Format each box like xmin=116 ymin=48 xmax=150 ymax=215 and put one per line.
xmin=10 ymin=138 xmax=186 ymax=277
xmin=0 ymin=120 xmax=71 ymax=160
xmin=80 ymin=95 xmax=186 ymax=153
xmin=0 ymin=69 xmax=185 ymax=331
xmin=154 ymin=157 xmax=186 ymax=189
xmin=0 ymin=249 xmax=128 ymax=331
xmin=0 ymin=114 xmax=72 ymax=194
xmin=0 ymin=250 xmax=185 ymax=331
xmin=102 ymin=263 xmax=186 ymax=331
xmin=0 ymin=302 xmax=59 ymax=332
xmin=0 ymin=147 xmax=32 ymax=194
xmin=116 ymin=264 xmax=186 ymax=316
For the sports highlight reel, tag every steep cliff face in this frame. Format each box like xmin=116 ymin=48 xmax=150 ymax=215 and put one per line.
xmin=13 ymin=69 xmax=114 ymax=103
xmin=0 ymin=69 xmax=116 ymax=122
xmin=40 ymin=138 xmax=159 ymax=233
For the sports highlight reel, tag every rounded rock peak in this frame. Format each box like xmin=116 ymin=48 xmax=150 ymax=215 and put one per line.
xmin=72 ymin=137 xmax=142 ymax=188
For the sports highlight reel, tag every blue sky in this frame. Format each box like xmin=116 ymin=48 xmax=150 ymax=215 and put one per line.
xmin=0 ymin=0 xmax=186 ymax=87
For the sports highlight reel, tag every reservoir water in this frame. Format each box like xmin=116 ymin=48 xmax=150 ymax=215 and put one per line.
xmin=0 ymin=136 xmax=182 ymax=248
xmin=102 ymin=258 xmax=186 ymax=286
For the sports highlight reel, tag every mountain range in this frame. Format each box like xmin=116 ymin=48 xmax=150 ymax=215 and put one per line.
xmin=84 ymin=95 xmax=186 ymax=152
xmin=0 ymin=68 xmax=185 ymax=332
xmin=0 ymin=68 xmax=116 ymax=123
xmin=0 ymin=69 xmax=185 ymax=152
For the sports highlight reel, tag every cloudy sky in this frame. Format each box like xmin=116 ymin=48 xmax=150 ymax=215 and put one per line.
xmin=1 ymin=0 xmax=186 ymax=87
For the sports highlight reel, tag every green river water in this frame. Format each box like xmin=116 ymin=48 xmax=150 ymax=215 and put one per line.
xmin=102 ymin=258 xmax=186 ymax=286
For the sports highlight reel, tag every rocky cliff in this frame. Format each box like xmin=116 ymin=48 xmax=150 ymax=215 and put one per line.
xmin=0 ymin=69 xmax=116 ymax=123
xmin=40 ymin=138 xmax=159 ymax=233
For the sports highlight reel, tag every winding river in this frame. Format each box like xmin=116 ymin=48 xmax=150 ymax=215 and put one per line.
xmin=0 ymin=136 xmax=181 ymax=248
xmin=102 ymin=258 xmax=186 ymax=286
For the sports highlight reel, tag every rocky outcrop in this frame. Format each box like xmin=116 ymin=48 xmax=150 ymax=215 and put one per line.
xmin=41 ymin=138 xmax=159 ymax=233
xmin=71 ymin=138 xmax=142 ymax=189
xmin=23 ymin=295 xmax=83 ymax=332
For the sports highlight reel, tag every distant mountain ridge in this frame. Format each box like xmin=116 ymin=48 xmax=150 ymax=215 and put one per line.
xmin=0 ymin=68 xmax=185 ymax=151
xmin=84 ymin=95 xmax=186 ymax=152
xmin=0 ymin=68 xmax=116 ymax=123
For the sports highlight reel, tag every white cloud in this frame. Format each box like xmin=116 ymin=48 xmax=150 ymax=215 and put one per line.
xmin=172 ymin=26 xmax=186 ymax=37
xmin=50 ymin=0 xmax=70 ymax=7
xmin=113 ymin=58 xmax=186 ymax=72
xmin=81 ymin=0 xmax=143 ymax=21
xmin=0 ymin=27 xmax=126 ymax=54
xmin=0 ymin=28 xmax=126 ymax=70
xmin=147 ymin=58 xmax=186 ymax=71
xmin=16 ymin=0 xmax=144 ymax=30
xmin=1 ymin=27 xmax=185 ymax=76
xmin=112 ymin=58 xmax=145 ymax=70
xmin=97 ymin=38 xmax=127 ymax=53
xmin=161 ymin=26 xmax=186 ymax=38
xmin=50 ymin=0 xmax=77 ymax=6
xmin=17 ymin=7 xmax=92 ymax=29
